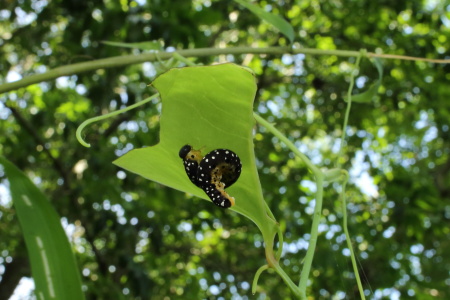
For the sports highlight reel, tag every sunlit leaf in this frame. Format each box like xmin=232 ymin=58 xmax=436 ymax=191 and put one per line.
xmin=114 ymin=64 xmax=277 ymax=240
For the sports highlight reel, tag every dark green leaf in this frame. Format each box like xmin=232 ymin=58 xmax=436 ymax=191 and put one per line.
xmin=348 ymin=57 xmax=384 ymax=103
xmin=0 ymin=157 xmax=85 ymax=300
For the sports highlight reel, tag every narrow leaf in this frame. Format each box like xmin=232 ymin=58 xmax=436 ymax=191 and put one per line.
xmin=348 ymin=57 xmax=384 ymax=103
xmin=234 ymin=0 xmax=295 ymax=43
xmin=0 ymin=157 xmax=85 ymax=300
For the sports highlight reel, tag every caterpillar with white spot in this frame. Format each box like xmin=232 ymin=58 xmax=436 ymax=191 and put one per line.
xmin=179 ymin=145 xmax=242 ymax=208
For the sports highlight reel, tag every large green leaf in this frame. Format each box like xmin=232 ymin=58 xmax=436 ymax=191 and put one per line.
xmin=0 ymin=156 xmax=85 ymax=300
xmin=113 ymin=64 xmax=277 ymax=241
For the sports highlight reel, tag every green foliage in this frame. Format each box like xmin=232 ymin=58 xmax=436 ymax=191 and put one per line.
xmin=234 ymin=0 xmax=295 ymax=44
xmin=347 ymin=57 xmax=384 ymax=103
xmin=0 ymin=157 xmax=84 ymax=300
xmin=1 ymin=0 xmax=449 ymax=299
xmin=114 ymin=65 xmax=277 ymax=239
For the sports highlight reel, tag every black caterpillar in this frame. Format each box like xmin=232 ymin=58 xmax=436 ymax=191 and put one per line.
xmin=179 ymin=145 xmax=242 ymax=208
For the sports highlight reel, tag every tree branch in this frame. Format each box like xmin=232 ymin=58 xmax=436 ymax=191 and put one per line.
xmin=5 ymin=104 xmax=71 ymax=188
xmin=1 ymin=46 xmax=449 ymax=95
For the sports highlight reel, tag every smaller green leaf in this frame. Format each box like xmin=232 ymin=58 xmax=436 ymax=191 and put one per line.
xmin=0 ymin=157 xmax=85 ymax=300
xmin=234 ymin=0 xmax=295 ymax=43
xmin=102 ymin=40 xmax=163 ymax=51
xmin=347 ymin=57 xmax=383 ymax=103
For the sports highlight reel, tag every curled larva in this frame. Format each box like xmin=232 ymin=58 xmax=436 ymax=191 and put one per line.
xmin=179 ymin=145 xmax=242 ymax=208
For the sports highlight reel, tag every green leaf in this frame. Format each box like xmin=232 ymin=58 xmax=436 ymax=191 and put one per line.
xmin=234 ymin=0 xmax=295 ymax=43
xmin=113 ymin=64 xmax=277 ymax=241
xmin=0 ymin=157 xmax=85 ymax=300
xmin=102 ymin=40 xmax=163 ymax=51
xmin=349 ymin=57 xmax=383 ymax=103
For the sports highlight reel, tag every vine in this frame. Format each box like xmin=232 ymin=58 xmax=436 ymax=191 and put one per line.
xmin=7 ymin=46 xmax=447 ymax=299
xmin=1 ymin=46 xmax=448 ymax=94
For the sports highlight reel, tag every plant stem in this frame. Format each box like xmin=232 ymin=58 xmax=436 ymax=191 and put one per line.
xmin=273 ymin=262 xmax=302 ymax=298
xmin=336 ymin=52 xmax=363 ymax=168
xmin=340 ymin=174 xmax=366 ymax=300
xmin=1 ymin=47 xmax=286 ymax=94
xmin=334 ymin=50 xmax=367 ymax=298
xmin=2 ymin=46 xmax=448 ymax=95
xmin=262 ymin=223 xmax=302 ymax=298
xmin=0 ymin=46 xmax=360 ymax=94
xmin=253 ymin=113 xmax=324 ymax=299
xmin=253 ymin=113 xmax=320 ymax=175
xmin=252 ymin=264 xmax=269 ymax=294
xmin=297 ymin=174 xmax=323 ymax=298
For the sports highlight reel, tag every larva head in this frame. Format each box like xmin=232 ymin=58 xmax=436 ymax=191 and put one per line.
xmin=179 ymin=144 xmax=193 ymax=159
xmin=179 ymin=144 xmax=203 ymax=164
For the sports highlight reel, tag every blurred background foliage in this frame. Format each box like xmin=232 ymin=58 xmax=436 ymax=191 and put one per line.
xmin=0 ymin=0 xmax=449 ymax=299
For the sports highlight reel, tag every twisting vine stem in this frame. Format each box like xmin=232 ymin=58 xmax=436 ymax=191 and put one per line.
xmin=254 ymin=49 xmax=369 ymax=299
xmin=1 ymin=46 xmax=448 ymax=95
xmin=336 ymin=50 xmax=363 ymax=168
xmin=253 ymin=113 xmax=324 ymax=299
xmin=340 ymin=173 xmax=366 ymax=300
xmin=334 ymin=50 xmax=368 ymax=299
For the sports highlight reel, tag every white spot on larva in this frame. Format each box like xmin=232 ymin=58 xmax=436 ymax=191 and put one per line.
xmin=201 ymin=173 xmax=204 ymax=176
xmin=212 ymin=156 xmax=215 ymax=159
xmin=225 ymin=151 xmax=229 ymax=154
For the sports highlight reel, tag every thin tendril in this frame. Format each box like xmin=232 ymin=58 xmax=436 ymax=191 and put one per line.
xmin=336 ymin=51 xmax=363 ymax=168
xmin=172 ymin=52 xmax=199 ymax=66
xmin=252 ymin=264 xmax=269 ymax=294
xmin=275 ymin=225 xmax=284 ymax=261
xmin=76 ymin=94 xmax=159 ymax=147
xmin=340 ymin=173 xmax=366 ymax=299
